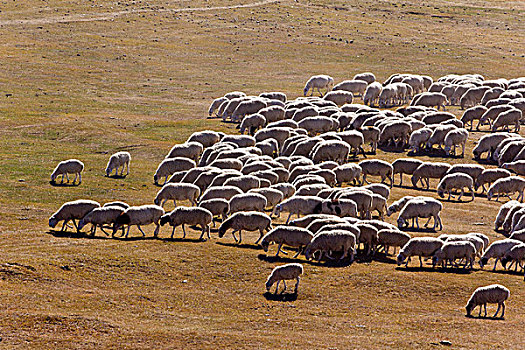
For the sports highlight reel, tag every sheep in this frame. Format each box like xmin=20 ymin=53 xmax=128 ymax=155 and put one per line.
xmin=461 ymin=106 xmax=488 ymax=130
xmin=309 ymin=169 xmax=337 ymax=187
xmin=218 ymin=211 xmax=272 ymax=244
xmin=228 ymin=193 xmax=267 ymax=214
xmin=364 ymin=183 xmax=390 ymax=199
xmin=187 ymin=130 xmax=222 ymax=148
xmin=303 ymin=75 xmax=334 ymax=96
xmin=208 ymin=158 xmax=243 ymax=171
xmin=249 ymin=188 xmax=284 ymax=212
xmin=472 ymin=132 xmax=516 ymax=160
xmin=154 ymin=183 xmax=200 ymax=207
xmin=396 ymin=237 xmax=444 ymax=267
xmin=312 ymin=198 xmax=358 ymax=218
xmin=295 ymin=183 xmax=331 ymax=197
xmin=379 ymin=121 xmax=411 ymax=148
xmin=354 ymin=223 xmax=378 ymax=255
xmin=411 ymin=162 xmax=451 ymax=189
xmin=333 ymin=79 xmax=368 ymax=96
xmin=273 ymin=196 xmax=324 ymax=224
xmin=78 ymin=206 xmax=126 ymax=237
xmin=260 ymin=227 xmax=314 ymax=257
xmin=502 ymin=161 xmax=525 ymax=176
xmin=422 ymin=111 xmax=455 ymax=125
xmin=299 ymin=116 xmax=339 ymax=136
xmin=492 ymin=108 xmax=522 ymax=132
xmin=480 ymin=239 xmax=523 ymax=270
xmin=310 ymin=140 xmax=350 ymax=164
xmin=386 ymin=196 xmax=415 ymax=217
xmin=496 ymin=140 xmax=525 ymax=166
xmin=104 ymin=151 xmax=131 ymax=177
xmin=289 ymin=214 xmax=340 ymax=228
xmin=397 ymin=198 xmax=443 ymax=231
xmin=408 ymin=127 xmax=433 ymax=153
xmin=159 ymin=207 xmax=213 ymax=240
xmin=224 ymin=91 xmax=246 ymax=99
xmin=223 ymin=175 xmax=260 ymax=192
xmin=154 ymin=158 xmax=196 ymax=186
xmin=255 ymin=128 xmax=292 ymax=149
xmin=412 ymin=92 xmax=448 ymax=110
xmin=113 ymin=205 xmax=165 ymax=238
xmin=180 ymin=166 xmax=216 ymax=184
xmin=445 ymin=164 xmax=484 ymax=184
xmin=335 ymin=190 xmax=373 ymax=219
xmin=270 ymin=183 xmax=296 ymax=200
xmin=432 ymin=241 xmax=476 ymax=269
xmin=363 ymin=82 xmax=382 ymax=106
xmin=255 ymin=139 xmax=279 ymax=157
xmin=445 ymin=235 xmax=485 ymax=258
xmin=426 ymin=124 xmax=457 ymax=150
xmin=468 ymin=232 xmax=490 ymax=249
xmin=48 ymin=199 xmax=101 ymax=232
xmin=208 ymin=97 xmax=229 ymax=117
xmin=198 ymin=198 xmax=229 ymax=227
xmin=316 ymin=223 xmax=361 ymax=243
xmin=232 ymin=99 xmax=267 ymax=122
xmin=392 ymin=159 xmax=423 ymax=186
xmin=460 ymin=86 xmax=491 ymax=109
xmin=251 ymin=170 xmax=279 ymax=185
xmin=334 ymin=163 xmax=362 ymax=185
xmin=370 ymin=194 xmax=387 ymax=219
xmin=479 ymin=105 xmax=515 ymax=129
xmin=378 ymin=85 xmax=398 ymax=107
xmin=501 ymin=243 xmax=525 ymax=271
xmin=359 ymin=159 xmax=393 ymax=187
xmin=293 ymin=174 xmax=326 ymax=189
xmin=200 ymin=186 xmax=243 ymax=202
xmin=265 ymin=263 xmax=303 ymax=294
xmin=487 ymin=176 xmax=525 ymax=202
xmin=337 ymin=130 xmax=365 ymax=157
xmin=501 ymin=203 xmax=525 ymax=233
xmin=221 ymin=135 xmax=256 ymax=148
xmin=437 ymin=173 xmax=475 ymax=201
xmin=209 ymin=171 xmax=243 ymax=187
xmin=50 ymin=159 xmax=84 ymax=185
xmin=239 ymin=113 xmax=266 ymax=135
xmin=360 ymin=126 xmax=380 ymax=153
xmin=304 ymin=230 xmax=357 ymax=262
xmin=465 ymin=284 xmax=510 ymax=318
xmin=166 ymin=142 xmax=203 ymax=162
xmin=377 ymin=229 xmax=411 ymax=255
xmin=443 ymin=128 xmax=468 ymax=157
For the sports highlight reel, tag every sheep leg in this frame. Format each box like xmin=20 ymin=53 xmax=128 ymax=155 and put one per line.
xmin=60 ymin=220 xmax=69 ymax=232
xmin=65 ymin=173 xmax=70 ymax=183
xmin=72 ymin=220 xmax=80 ymax=232
xmin=274 ymin=280 xmax=280 ymax=294
xmin=120 ymin=165 xmax=125 ymax=176
xmin=293 ymin=246 xmax=303 ymax=258
xmin=281 ymin=280 xmax=287 ymax=293
xmin=494 ymin=304 xmax=502 ymax=318
xmin=483 ymin=304 xmax=487 ymax=317
xmin=294 ymin=277 xmax=300 ymax=294
xmin=419 ymin=256 xmax=423 ymax=268
xmin=399 ymin=173 xmax=403 ymax=186
xmin=99 ymin=226 xmax=110 ymax=236
xmin=91 ymin=225 xmax=97 ymax=237
xmin=275 ymin=243 xmax=283 ymax=257
xmin=125 ymin=225 xmax=131 ymax=238
xmin=199 ymin=225 xmax=206 ymax=241
xmin=478 ymin=305 xmax=482 ymax=317
xmin=171 ymin=226 xmax=176 ymax=239
xmin=206 ymin=225 xmax=211 ymax=240
xmin=231 ymin=230 xmax=238 ymax=243
xmin=317 ymin=251 xmax=324 ymax=262
xmin=238 ymin=230 xmax=242 ymax=244
xmin=493 ymin=258 xmax=499 ymax=271
xmin=137 ymin=225 xmax=146 ymax=237
xmin=285 ymin=212 xmax=293 ymax=225
xmin=500 ymin=302 xmax=505 ymax=318
xmin=415 ymin=217 xmax=420 ymax=229
xmin=73 ymin=173 xmax=78 ymax=184
xmin=254 ymin=230 xmax=264 ymax=244
xmin=182 ymin=225 xmax=187 ymax=239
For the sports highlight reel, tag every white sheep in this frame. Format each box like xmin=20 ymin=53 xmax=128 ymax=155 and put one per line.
xmin=223 ymin=175 xmax=261 ymax=192
xmin=273 ymin=196 xmax=323 ymax=224
xmin=360 ymin=126 xmax=380 ymax=153
xmin=364 ymin=183 xmax=390 ymax=199
xmin=397 ymin=198 xmax=443 ymax=231
xmin=377 ymin=229 xmax=411 ymax=255
xmin=391 ymin=159 xmax=423 ymax=186
xmin=353 ymin=72 xmax=376 ymax=84
xmin=154 ymin=183 xmax=200 ymax=207
xmin=501 ymin=243 xmax=525 ymax=271
xmin=310 ymin=140 xmax=350 ymax=164
xmin=260 ymin=227 xmax=314 ymax=257
xmin=412 ymin=92 xmax=448 ymax=110
xmin=480 ymin=239 xmax=523 ymax=270
xmin=154 ymin=157 xmax=196 ymax=186
xmin=379 ymin=121 xmax=411 ymax=148
xmin=105 ymin=151 xmax=131 ymax=177
xmin=187 ymin=130 xmax=222 ymax=148
xmin=335 ymin=190 xmax=373 ymax=219
xmin=159 ymin=207 xmax=213 ymax=240
xmin=492 ymin=108 xmax=522 ymax=132
xmin=48 ymin=199 xmax=100 ymax=232
xmin=359 ymin=159 xmax=393 ymax=187
xmin=313 ymin=198 xmax=358 ymax=218
xmin=396 ymin=237 xmax=444 ymax=267
xmin=501 ymin=161 xmax=525 ymax=176
xmin=77 ymin=206 xmax=126 ymax=237
xmin=432 ymin=241 xmax=476 ymax=269
xmin=198 ymin=198 xmax=229 ymax=227
xmin=303 ymin=75 xmax=334 ymax=96
xmin=472 ymin=132 xmax=517 ymax=160
xmin=304 ymin=230 xmax=357 ymax=262
xmin=411 ymin=162 xmax=451 ymax=189
xmin=408 ymin=127 xmax=432 ymax=153
xmin=218 ymin=211 xmax=272 ymax=244
xmin=249 ymin=187 xmax=284 ymax=212
xmin=475 ymin=168 xmax=511 ymax=193
xmin=270 ymin=183 xmax=296 ymax=200
xmin=334 ymin=163 xmax=362 ymax=185
xmin=487 ymin=176 xmax=525 ymax=202
xmin=387 ymin=196 xmax=415 ymax=217
xmin=363 ymin=82 xmax=382 ymax=106
xmin=50 ymin=159 xmax=84 ymax=185
xmin=443 ymin=128 xmax=469 ymax=157
xmin=354 ymin=222 xmax=378 ymax=255
xmin=113 ymin=205 xmax=165 ymax=238
xmin=200 ymin=186 xmax=243 ymax=202
xmin=465 ymin=284 xmax=510 ymax=318
xmin=265 ymin=263 xmax=304 ymax=294
xmin=437 ymin=173 xmax=475 ymax=201
xmin=166 ymin=142 xmax=203 ymax=161
xmin=445 ymin=234 xmax=485 ymax=258
xmin=228 ymin=193 xmax=267 ymax=214
xmin=333 ymin=79 xmax=368 ymax=96
xmin=208 ymin=97 xmax=228 ymax=116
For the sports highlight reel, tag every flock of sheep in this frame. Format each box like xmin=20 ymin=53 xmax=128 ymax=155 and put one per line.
xmin=48 ymin=72 xmax=525 ymax=318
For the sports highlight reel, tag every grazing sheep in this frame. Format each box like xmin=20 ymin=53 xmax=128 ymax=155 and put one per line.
xmin=228 ymin=193 xmax=267 ymax=214
xmin=49 ymin=199 xmax=100 ymax=232
xmin=354 ymin=72 xmax=376 ymax=84
xmin=310 ymin=140 xmax=350 ymax=164
xmin=304 ymin=230 xmax=357 ymax=262
xmin=159 ymin=207 xmax=213 ymax=240
xmin=501 ymin=243 xmax=525 ymax=271
xmin=359 ymin=159 xmax=393 ymax=187
xmin=154 ymin=157 xmax=196 ymax=186
xmin=232 ymin=99 xmax=267 ymax=122
xmin=113 ymin=205 xmax=165 ymax=238
xmin=492 ymin=108 xmax=522 ymax=132
xmin=299 ymin=116 xmax=339 ymax=136
xmin=249 ymin=188 xmax=284 ymax=212
xmin=265 ymin=263 xmax=303 ymax=294
xmin=333 ymin=80 xmax=368 ymax=96
xmin=208 ymin=158 xmax=243 ymax=171
xmin=480 ymin=239 xmax=523 ymax=270
xmin=466 ymin=284 xmax=510 ymax=318
xmin=437 ymin=173 xmax=475 ymax=201
xmin=354 ymin=223 xmax=378 ymax=255
xmin=387 ymin=196 xmax=415 ymax=217
xmin=379 ymin=121 xmax=411 ymax=148
xmin=304 ymin=75 xmax=334 ymax=96
xmin=378 ymin=85 xmax=398 ymax=107
xmin=218 ymin=211 xmax=272 ymax=244
xmin=412 ymin=92 xmax=448 ymax=110
xmin=198 ymin=198 xmax=229 ymax=227
xmin=166 ymin=142 xmax=203 ymax=162
xmin=377 ymin=229 xmax=411 ymax=255
xmin=313 ymin=198 xmax=358 ymax=218
xmin=501 ymin=203 xmax=525 ymax=233
xmin=154 ymin=183 xmax=200 ymax=207
xmin=363 ymin=82 xmax=382 ymax=106
xmin=426 ymin=124 xmax=457 ymax=150
xmin=370 ymin=194 xmax=387 ymax=219
xmin=432 ymin=241 xmax=476 ymax=269
xmin=270 ymin=183 xmax=296 ymax=200
xmin=461 ymin=106 xmax=488 ymax=130
xmin=360 ymin=126 xmax=380 ymax=153
xmin=408 ymin=127 xmax=433 ymax=153
xmin=240 ymin=113 xmax=266 ymax=135
xmin=334 ymin=163 xmax=362 ymax=185
xmin=200 ymin=186 xmax=243 ymax=202
xmin=105 ymin=151 xmax=131 ymax=177
xmin=295 ymin=183 xmax=331 ymax=197
xmin=502 ymin=161 xmax=525 ymax=176
xmin=445 ymin=235 xmax=485 ymax=258
xmin=78 ymin=206 xmax=126 ymax=237
xmin=479 ymin=105 xmax=515 ymax=129
xmin=289 ymin=214 xmax=340 ymax=228
xmin=260 ymin=227 xmax=313 ymax=257
xmin=443 ymin=128 xmax=469 ymax=157
xmin=221 ymin=135 xmax=257 ymax=148
xmin=397 ymin=198 xmax=443 ymax=231
xmin=187 ymin=130 xmax=222 ymax=148
xmin=273 ymin=196 xmax=324 ymax=224
xmin=397 ymin=237 xmax=444 ymax=267
xmin=50 ymin=159 xmax=84 ymax=185
xmin=411 ymin=162 xmax=451 ymax=189
xmin=392 ymin=159 xmax=423 ymax=186
xmin=208 ymin=97 xmax=229 ymax=117
xmin=335 ymin=190 xmax=373 ymax=219
xmin=487 ymin=176 xmax=525 ymax=202
xmin=472 ymin=132 xmax=516 ymax=160
xmin=223 ymin=175 xmax=260 ymax=192
xmin=445 ymin=164 xmax=484 ymax=183
xmin=364 ymin=183 xmax=390 ymax=199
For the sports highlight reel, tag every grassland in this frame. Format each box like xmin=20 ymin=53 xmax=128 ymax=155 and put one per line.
xmin=0 ymin=0 xmax=524 ymax=348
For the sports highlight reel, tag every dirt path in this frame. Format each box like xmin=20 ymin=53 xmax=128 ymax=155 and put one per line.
xmin=0 ymin=0 xmax=281 ymax=26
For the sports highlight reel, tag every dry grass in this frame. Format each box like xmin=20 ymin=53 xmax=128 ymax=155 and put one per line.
xmin=1 ymin=0 xmax=525 ymax=348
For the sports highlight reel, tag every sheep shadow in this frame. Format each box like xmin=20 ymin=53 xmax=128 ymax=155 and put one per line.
xmin=49 ymin=181 xmax=80 ymax=187
xmin=303 ymin=258 xmax=354 ymax=268
xmin=105 ymin=174 xmax=128 ymax=179
xmin=370 ymin=253 xmax=398 ymax=264
xmin=263 ymin=291 xmax=298 ymax=302
xmin=428 ymin=267 xmax=473 ymax=275
xmin=395 ymin=265 xmax=439 ymax=273
xmin=257 ymin=254 xmax=303 ymax=264
xmin=215 ymin=241 xmax=262 ymax=250
xmin=399 ymin=227 xmax=438 ymax=233
xmin=485 ymin=269 xmax=524 ymax=277
xmin=473 ymin=158 xmax=496 ymax=166
xmin=465 ymin=315 xmax=505 ymax=320
xmin=407 ymin=148 xmax=447 ymax=158
xmin=47 ymin=229 xmax=92 ymax=239
xmin=378 ymin=145 xmax=407 ymax=153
